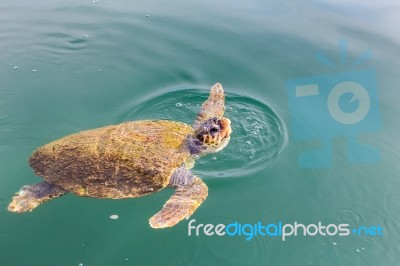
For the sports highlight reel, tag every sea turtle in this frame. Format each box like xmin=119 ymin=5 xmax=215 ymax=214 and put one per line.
xmin=8 ymin=83 xmax=231 ymax=228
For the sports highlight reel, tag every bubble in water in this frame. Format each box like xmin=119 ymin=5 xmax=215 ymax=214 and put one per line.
xmin=13 ymin=66 xmax=19 ymax=70
xmin=146 ymin=14 xmax=150 ymax=18
xmin=92 ymin=0 xmax=99 ymax=3
xmin=83 ymin=34 xmax=89 ymax=38
xmin=332 ymin=242 xmax=337 ymax=246
xmin=32 ymin=69 xmax=37 ymax=72
xmin=355 ymin=249 xmax=360 ymax=253
xmin=212 ymin=157 xmax=217 ymax=160
xmin=110 ymin=214 xmax=119 ymax=220
xmin=175 ymin=103 xmax=183 ymax=108
xmin=79 ymin=263 xmax=83 ymax=266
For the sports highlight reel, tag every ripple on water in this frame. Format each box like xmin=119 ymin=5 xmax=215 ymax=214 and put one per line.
xmin=122 ymin=87 xmax=288 ymax=178
xmin=44 ymin=32 xmax=89 ymax=55
xmin=335 ymin=209 xmax=366 ymax=229
xmin=384 ymin=186 xmax=400 ymax=226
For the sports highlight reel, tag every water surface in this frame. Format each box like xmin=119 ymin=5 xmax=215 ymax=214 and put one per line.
xmin=1 ymin=0 xmax=399 ymax=265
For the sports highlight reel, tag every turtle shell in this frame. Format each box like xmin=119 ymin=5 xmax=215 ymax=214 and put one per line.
xmin=29 ymin=120 xmax=193 ymax=198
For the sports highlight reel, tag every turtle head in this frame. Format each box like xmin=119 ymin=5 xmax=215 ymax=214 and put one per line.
xmin=193 ymin=116 xmax=232 ymax=154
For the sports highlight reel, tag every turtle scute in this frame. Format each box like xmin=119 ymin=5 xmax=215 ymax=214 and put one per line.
xmin=29 ymin=120 xmax=194 ymax=198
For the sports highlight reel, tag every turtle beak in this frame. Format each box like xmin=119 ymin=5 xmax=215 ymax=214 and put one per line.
xmin=218 ymin=118 xmax=231 ymax=139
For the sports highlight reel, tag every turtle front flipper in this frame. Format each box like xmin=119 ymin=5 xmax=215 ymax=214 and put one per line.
xmin=193 ymin=83 xmax=225 ymax=129
xmin=149 ymin=174 xmax=208 ymax=228
xmin=8 ymin=181 xmax=67 ymax=213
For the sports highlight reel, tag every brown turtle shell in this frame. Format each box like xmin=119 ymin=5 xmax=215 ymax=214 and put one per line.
xmin=29 ymin=120 xmax=193 ymax=198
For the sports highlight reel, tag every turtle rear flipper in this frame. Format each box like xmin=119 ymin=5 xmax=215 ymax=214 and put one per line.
xmin=193 ymin=83 xmax=225 ymax=129
xmin=8 ymin=181 xmax=67 ymax=213
xmin=149 ymin=176 xmax=208 ymax=228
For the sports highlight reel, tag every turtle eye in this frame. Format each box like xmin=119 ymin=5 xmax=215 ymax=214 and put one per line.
xmin=210 ymin=127 xmax=219 ymax=134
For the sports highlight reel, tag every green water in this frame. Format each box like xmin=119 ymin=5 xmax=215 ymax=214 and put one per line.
xmin=1 ymin=0 xmax=400 ymax=265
